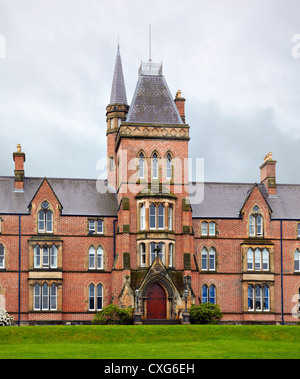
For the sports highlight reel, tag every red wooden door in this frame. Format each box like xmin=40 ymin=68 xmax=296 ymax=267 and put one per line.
xmin=147 ymin=283 xmax=166 ymax=319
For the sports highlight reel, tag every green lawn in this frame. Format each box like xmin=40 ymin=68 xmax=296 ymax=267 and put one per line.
xmin=0 ymin=325 xmax=300 ymax=359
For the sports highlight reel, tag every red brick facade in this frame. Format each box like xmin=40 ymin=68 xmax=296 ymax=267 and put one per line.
xmin=0 ymin=52 xmax=300 ymax=325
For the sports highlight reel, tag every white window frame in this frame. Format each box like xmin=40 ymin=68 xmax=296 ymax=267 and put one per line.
xmin=97 ymin=246 xmax=104 ymax=270
xmin=295 ymin=249 xmax=300 ymax=272
xmin=140 ymin=204 xmax=145 ymax=230
xmin=201 ymin=248 xmax=208 ymax=271
xmin=168 ymin=206 xmax=173 ymax=231
xmin=201 ymin=222 xmax=208 ymax=236
xmin=139 ymin=153 xmax=145 ymax=179
xmin=166 ymin=153 xmax=172 ymax=180
xmin=209 ymin=222 xmax=216 ymax=236
xmin=158 ymin=204 xmax=165 ymax=230
xmin=152 ymin=153 xmax=158 ymax=180
xmin=140 ymin=243 xmax=146 ymax=267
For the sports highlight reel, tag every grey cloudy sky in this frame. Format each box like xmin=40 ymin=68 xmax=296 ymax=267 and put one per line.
xmin=0 ymin=0 xmax=300 ymax=184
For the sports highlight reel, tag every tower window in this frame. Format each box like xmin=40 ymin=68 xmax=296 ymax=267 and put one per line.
xmin=152 ymin=153 xmax=158 ymax=180
xmin=139 ymin=153 xmax=145 ymax=179
xmin=166 ymin=153 xmax=172 ymax=180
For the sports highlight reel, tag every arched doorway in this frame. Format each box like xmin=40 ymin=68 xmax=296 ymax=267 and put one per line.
xmin=147 ymin=283 xmax=166 ymax=319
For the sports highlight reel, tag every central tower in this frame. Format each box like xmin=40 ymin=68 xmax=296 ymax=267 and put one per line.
xmin=108 ymin=50 xmax=194 ymax=320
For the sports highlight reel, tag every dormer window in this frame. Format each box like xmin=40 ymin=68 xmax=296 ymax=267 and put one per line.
xmin=249 ymin=207 xmax=263 ymax=237
xmin=38 ymin=202 xmax=53 ymax=233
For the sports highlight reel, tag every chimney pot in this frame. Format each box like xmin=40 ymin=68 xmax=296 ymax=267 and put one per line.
xmin=174 ymin=90 xmax=186 ymax=123
xmin=260 ymin=152 xmax=277 ymax=196
xmin=13 ymin=144 xmax=25 ymax=192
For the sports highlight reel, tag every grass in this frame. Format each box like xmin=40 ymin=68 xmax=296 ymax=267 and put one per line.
xmin=0 ymin=325 xmax=300 ymax=359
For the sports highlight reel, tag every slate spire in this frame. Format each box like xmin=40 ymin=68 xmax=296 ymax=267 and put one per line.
xmin=109 ymin=44 xmax=127 ymax=105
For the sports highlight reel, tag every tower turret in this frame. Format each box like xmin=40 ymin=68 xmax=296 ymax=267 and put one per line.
xmin=106 ymin=44 xmax=129 ymax=190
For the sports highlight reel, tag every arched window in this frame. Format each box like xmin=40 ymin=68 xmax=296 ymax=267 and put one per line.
xmin=168 ymin=206 xmax=173 ymax=231
xmin=152 ymin=153 xmax=158 ymax=179
xmin=255 ymin=249 xmax=261 ymax=271
xmin=97 ymin=284 xmax=103 ymax=311
xmin=158 ymin=204 xmax=165 ymax=229
xmin=140 ymin=243 xmax=146 ymax=267
xmin=42 ymin=283 xmax=49 ymax=310
xmin=150 ymin=204 xmax=156 ymax=229
xmin=249 ymin=215 xmax=255 ymax=237
xmin=139 ymin=153 xmax=145 ymax=179
xmin=97 ymin=246 xmax=103 ymax=270
xmin=89 ymin=284 xmax=95 ymax=311
xmin=247 ymin=248 xmax=254 ymax=271
xmin=247 ymin=284 xmax=270 ymax=312
xmin=34 ymin=244 xmax=57 ymax=269
xmin=50 ymin=283 xmax=57 ymax=310
xmin=202 ymin=285 xmax=208 ymax=303
xmin=158 ymin=242 xmax=165 ymax=264
xmin=209 ymin=248 xmax=216 ymax=271
xmin=89 ymin=246 xmax=95 ymax=269
xmin=38 ymin=201 xmax=53 ymax=233
xmin=34 ymin=283 xmax=41 ymax=310
xmin=249 ymin=208 xmax=263 ymax=237
xmin=201 ymin=284 xmax=216 ymax=304
xmin=248 ymin=285 xmax=254 ymax=311
xmin=89 ymin=246 xmax=103 ymax=270
xmin=295 ymin=249 xmax=300 ymax=272
xmin=166 ymin=153 xmax=172 ymax=180
xmin=201 ymin=248 xmax=208 ymax=271
xmin=149 ymin=242 xmax=165 ymax=265
xmin=209 ymin=285 xmax=216 ymax=304
xmin=262 ymin=248 xmax=269 ymax=271
xmin=255 ymin=285 xmax=262 ymax=311
xmin=140 ymin=204 xmax=145 ymax=230
xmin=168 ymin=243 xmax=173 ymax=267
xmin=0 ymin=244 xmax=4 ymax=269
xmin=263 ymin=285 xmax=270 ymax=311
xmin=256 ymin=215 xmax=263 ymax=236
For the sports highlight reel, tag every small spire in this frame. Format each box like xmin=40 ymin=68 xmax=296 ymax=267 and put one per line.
xmin=109 ymin=44 xmax=128 ymax=105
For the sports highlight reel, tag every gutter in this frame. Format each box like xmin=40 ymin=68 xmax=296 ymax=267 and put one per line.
xmin=113 ymin=219 xmax=117 ymax=263
xmin=18 ymin=214 xmax=21 ymax=326
xmin=280 ymin=219 xmax=284 ymax=325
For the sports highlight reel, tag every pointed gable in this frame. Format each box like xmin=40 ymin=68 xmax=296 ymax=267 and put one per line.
xmin=29 ymin=178 xmax=62 ymax=212
xmin=240 ymin=183 xmax=272 ymax=216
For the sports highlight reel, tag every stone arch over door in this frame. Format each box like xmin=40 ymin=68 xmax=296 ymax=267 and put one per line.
xmin=140 ymin=274 xmax=176 ymax=319
xmin=147 ymin=283 xmax=166 ymax=319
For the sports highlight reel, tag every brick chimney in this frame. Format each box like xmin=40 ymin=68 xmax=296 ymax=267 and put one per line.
xmin=13 ymin=144 xmax=25 ymax=192
xmin=260 ymin=152 xmax=277 ymax=196
xmin=174 ymin=90 xmax=186 ymax=123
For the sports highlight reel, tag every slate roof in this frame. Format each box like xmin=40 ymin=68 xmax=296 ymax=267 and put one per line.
xmin=126 ymin=71 xmax=183 ymax=125
xmin=0 ymin=177 xmax=118 ymax=216
xmin=109 ymin=45 xmax=127 ymax=105
xmin=189 ymin=182 xmax=300 ymax=220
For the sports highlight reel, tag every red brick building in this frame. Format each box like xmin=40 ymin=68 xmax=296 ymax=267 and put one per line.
xmin=1 ymin=46 xmax=300 ymax=325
